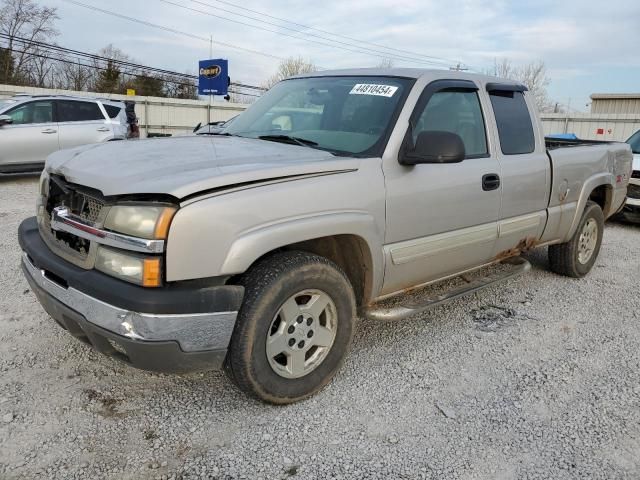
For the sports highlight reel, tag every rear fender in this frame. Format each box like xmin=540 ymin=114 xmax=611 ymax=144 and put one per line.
xmin=563 ymin=173 xmax=613 ymax=242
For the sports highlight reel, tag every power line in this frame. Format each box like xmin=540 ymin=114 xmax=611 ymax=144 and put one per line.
xmin=1 ymin=44 xmax=197 ymax=90
xmin=1 ymin=33 xmax=266 ymax=92
xmin=60 ymin=0 xmax=289 ymax=62
xmin=4 ymin=43 xmax=260 ymax=99
xmin=158 ymin=0 xmax=454 ymax=68
xmin=194 ymin=0 xmax=463 ymax=66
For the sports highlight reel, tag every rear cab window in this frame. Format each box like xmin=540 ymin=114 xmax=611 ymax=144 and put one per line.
xmin=488 ymin=88 xmax=535 ymax=155
xmin=57 ymin=101 xmax=105 ymax=122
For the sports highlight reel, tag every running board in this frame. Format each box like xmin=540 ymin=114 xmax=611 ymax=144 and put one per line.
xmin=365 ymin=257 xmax=531 ymax=321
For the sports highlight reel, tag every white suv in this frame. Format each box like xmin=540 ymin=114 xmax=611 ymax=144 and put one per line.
xmin=0 ymin=95 xmax=128 ymax=173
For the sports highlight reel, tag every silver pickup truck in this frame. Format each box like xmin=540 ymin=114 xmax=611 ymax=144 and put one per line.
xmin=19 ymin=69 xmax=633 ymax=404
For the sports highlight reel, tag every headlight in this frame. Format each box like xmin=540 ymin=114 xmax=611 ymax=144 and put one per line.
xmin=95 ymin=246 xmax=162 ymax=287
xmin=104 ymin=205 xmax=176 ymax=239
xmin=39 ymin=170 xmax=49 ymax=196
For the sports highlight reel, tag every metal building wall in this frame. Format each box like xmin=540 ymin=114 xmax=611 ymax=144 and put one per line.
xmin=590 ymin=96 xmax=640 ymax=115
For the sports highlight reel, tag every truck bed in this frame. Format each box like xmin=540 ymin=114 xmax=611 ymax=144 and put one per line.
xmin=545 ymin=137 xmax=619 ymax=150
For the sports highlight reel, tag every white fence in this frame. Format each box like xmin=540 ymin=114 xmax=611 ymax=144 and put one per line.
xmin=540 ymin=113 xmax=640 ymax=142
xmin=0 ymin=84 xmax=247 ymax=137
xmin=2 ymin=84 xmax=639 ymax=142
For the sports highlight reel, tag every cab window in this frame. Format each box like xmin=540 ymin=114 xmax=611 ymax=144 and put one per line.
xmin=413 ymin=90 xmax=488 ymax=158
xmin=57 ymin=101 xmax=105 ymax=122
xmin=489 ymin=91 xmax=535 ymax=155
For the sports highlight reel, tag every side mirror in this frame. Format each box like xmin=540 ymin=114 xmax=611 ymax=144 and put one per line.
xmin=400 ymin=130 xmax=465 ymax=165
xmin=193 ymin=122 xmax=202 ymax=133
xmin=0 ymin=115 xmax=12 ymax=126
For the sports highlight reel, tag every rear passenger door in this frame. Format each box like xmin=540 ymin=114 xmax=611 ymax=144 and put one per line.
xmin=485 ymin=85 xmax=550 ymax=256
xmin=57 ymin=100 xmax=111 ymax=150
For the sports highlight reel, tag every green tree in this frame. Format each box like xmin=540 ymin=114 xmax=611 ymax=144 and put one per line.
xmin=94 ymin=59 xmax=121 ymax=94
xmin=0 ymin=47 xmax=14 ymax=84
xmin=0 ymin=0 xmax=58 ymax=85
xmin=129 ymin=74 xmax=164 ymax=97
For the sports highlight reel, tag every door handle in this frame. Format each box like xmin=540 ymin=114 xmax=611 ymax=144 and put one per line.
xmin=97 ymin=127 xmax=110 ymax=132
xmin=482 ymin=173 xmax=500 ymax=191
xmin=41 ymin=128 xmax=57 ymax=134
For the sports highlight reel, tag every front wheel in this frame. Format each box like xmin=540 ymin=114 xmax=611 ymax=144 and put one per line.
xmin=225 ymin=251 xmax=356 ymax=404
xmin=548 ymin=200 xmax=604 ymax=278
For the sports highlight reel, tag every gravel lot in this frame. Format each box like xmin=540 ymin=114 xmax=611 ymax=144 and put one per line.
xmin=1 ymin=176 xmax=639 ymax=480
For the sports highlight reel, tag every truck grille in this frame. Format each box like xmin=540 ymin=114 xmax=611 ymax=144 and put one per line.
xmin=628 ymin=183 xmax=640 ymax=200
xmin=44 ymin=176 xmax=106 ymax=259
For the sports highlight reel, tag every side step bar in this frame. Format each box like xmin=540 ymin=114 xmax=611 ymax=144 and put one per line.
xmin=365 ymin=257 xmax=531 ymax=321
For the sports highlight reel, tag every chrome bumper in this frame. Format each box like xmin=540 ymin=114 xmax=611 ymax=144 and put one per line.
xmin=22 ymin=252 xmax=237 ymax=352
xmin=51 ymin=206 xmax=164 ymax=254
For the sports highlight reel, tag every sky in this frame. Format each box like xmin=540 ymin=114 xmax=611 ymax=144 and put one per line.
xmin=48 ymin=0 xmax=640 ymax=111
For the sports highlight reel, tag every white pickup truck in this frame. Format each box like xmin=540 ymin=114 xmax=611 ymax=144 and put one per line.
xmin=19 ymin=69 xmax=633 ymax=404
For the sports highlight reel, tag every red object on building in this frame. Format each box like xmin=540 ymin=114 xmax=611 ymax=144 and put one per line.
xmin=596 ymin=128 xmax=605 ymax=135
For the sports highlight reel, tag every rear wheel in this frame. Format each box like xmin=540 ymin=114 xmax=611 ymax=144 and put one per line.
xmin=548 ymin=200 xmax=604 ymax=278
xmin=225 ymin=251 xmax=356 ymax=404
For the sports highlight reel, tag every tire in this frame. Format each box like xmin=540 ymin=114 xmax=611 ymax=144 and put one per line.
xmin=548 ymin=200 xmax=604 ymax=278
xmin=224 ymin=251 xmax=356 ymax=404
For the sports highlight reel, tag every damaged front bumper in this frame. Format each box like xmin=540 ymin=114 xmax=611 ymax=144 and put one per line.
xmin=19 ymin=217 xmax=244 ymax=373
xmin=622 ymin=177 xmax=640 ymax=222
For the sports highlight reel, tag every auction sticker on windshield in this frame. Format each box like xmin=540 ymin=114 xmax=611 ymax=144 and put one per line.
xmin=349 ymin=84 xmax=398 ymax=97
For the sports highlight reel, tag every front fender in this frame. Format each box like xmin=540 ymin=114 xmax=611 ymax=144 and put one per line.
xmin=165 ymin=163 xmax=386 ymax=296
xmin=220 ymin=211 xmax=383 ymax=292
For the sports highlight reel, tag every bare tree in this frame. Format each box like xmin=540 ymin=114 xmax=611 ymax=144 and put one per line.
xmin=227 ymin=92 xmax=256 ymax=104
xmin=56 ymin=56 xmax=93 ymax=91
xmin=375 ymin=58 xmax=395 ymax=69
xmin=488 ymin=58 xmax=552 ymax=112
xmin=0 ymin=0 xmax=58 ymax=84
xmin=27 ymin=45 xmax=55 ymax=87
xmin=264 ymin=56 xmax=317 ymax=89
xmin=163 ymin=73 xmax=198 ymax=99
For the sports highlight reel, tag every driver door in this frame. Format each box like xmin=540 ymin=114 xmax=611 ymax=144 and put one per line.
xmin=0 ymin=100 xmax=59 ymax=169
xmin=381 ymin=80 xmax=502 ymax=295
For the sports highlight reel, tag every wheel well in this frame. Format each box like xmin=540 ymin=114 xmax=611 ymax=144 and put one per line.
xmin=589 ymin=185 xmax=612 ymax=216
xmin=239 ymin=235 xmax=374 ymax=307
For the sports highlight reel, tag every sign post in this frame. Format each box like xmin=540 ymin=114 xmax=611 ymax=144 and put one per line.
xmin=198 ymin=58 xmax=229 ymax=125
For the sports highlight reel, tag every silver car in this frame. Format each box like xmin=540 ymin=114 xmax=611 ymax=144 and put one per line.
xmin=622 ymin=129 xmax=640 ymax=221
xmin=0 ymin=95 xmax=128 ymax=173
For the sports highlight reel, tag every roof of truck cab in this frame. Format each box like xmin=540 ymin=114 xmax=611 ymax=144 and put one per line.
xmin=290 ymin=67 xmax=521 ymax=85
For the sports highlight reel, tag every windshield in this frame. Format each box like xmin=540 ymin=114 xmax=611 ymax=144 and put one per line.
xmin=225 ymin=76 xmax=414 ymax=156
xmin=0 ymin=99 xmax=18 ymax=112
xmin=628 ymin=130 xmax=640 ymax=154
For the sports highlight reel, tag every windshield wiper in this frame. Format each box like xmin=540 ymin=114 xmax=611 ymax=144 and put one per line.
xmin=257 ymin=135 xmax=318 ymax=148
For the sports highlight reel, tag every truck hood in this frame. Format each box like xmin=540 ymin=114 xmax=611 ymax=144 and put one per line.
xmin=45 ymin=136 xmax=360 ymax=199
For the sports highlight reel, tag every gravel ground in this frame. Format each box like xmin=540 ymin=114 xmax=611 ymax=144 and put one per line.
xmin=1 ymin=176 xmax=639 ymax=480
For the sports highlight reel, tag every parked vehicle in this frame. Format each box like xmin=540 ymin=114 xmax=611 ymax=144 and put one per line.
xmin=193 ymin=116 xmax=237 ymax=135
xmin=622 ymin=129 xmax=640 ymax=222
xmin=18 ymin=69 xmax=633 ymax=404
xmin=0 ymin=95 xmax=127 ymax=173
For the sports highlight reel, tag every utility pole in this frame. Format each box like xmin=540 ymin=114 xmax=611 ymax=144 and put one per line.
xmin=208 ymin=34 xmax=213 ymax=125
xmin=450 ymin=63 xmax=469 ymax=72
